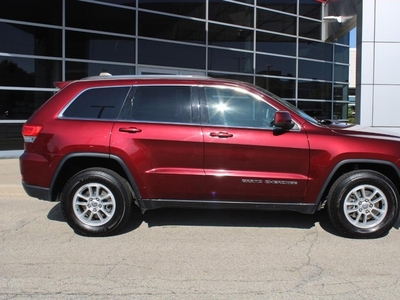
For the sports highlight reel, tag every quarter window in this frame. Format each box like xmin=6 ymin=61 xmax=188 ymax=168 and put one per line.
xmin=203 ymin=87 xmax=277 ymax=128
xmin=62 ymin=86 xmax=130 ymax=119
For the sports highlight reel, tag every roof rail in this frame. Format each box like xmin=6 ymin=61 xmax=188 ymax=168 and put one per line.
xmin=81 ymin=73 xmax=211 ymax=81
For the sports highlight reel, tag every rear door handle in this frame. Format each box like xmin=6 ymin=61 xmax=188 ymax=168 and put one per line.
xmin=209 ymin=131 xmax=233 ymax=138
xmin=119 ymin=127 xmax=142 ymax=133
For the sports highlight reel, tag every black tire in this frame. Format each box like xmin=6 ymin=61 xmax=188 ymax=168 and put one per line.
xmin=327 ymin=170 xmax=399 ymax=238
xmin=61 ymin=168 xmax=134 ymax=237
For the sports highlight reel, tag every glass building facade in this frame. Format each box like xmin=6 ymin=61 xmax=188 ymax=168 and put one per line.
xmin=0 ymin=0 xmax=349 ymax=151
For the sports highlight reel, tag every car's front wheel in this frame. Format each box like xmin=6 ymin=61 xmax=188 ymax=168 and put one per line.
xmin=61 ymin=168 xmax=134 ymax=236
xmin=327 ymin=170 xmax=399 ymax=238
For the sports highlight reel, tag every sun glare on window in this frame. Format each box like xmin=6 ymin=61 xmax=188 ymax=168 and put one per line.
xmin=214 ymin=102 xmax=229 ymax=112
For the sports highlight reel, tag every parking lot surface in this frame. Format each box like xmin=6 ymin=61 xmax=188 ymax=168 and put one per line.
xmin=1 ymin=158 xmax=400 ymax=299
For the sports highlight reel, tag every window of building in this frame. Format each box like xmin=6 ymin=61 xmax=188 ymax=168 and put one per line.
xmin=62 ymin=87 xmax=131 ymax=120
xmin=0 ymin=57 xmax=61 ymax=88
xmin=255 ymin=77 xmax=296 ymax=98
xmin=334 ymin=65 xmax=349 ymax=83
xmin=333 ymin=102 xmax=348 ymax=120
xmin=299 ymin=0 xmax=321 ymax=19
xmin=120 ymin=86 xmax=193 ymax=124
xmin=209 ymin=0 xmax=254 ymax=28
xmin=235 ymin=0 xmax=254 ymax=4
xmin=0 ymin=22 xmax=62 ymax=57
xmin=298 ymin=80 xmax=332 ymax=100
xmin=257 ymin=0 xmax=297 ymax=14
xmin=66 ymin=1 xmax=136 ymax=35
xmin=299 ymin=18 xmax=321 ymax=39
xmin=299 ymin=39 xmax=333 ymax=61
xmin=208 ymin=48 xmax=253 ymax=73
xmin=297 ymin=101 xmax=332 ymax=121
xmin=138 ymin=0 xmax=205 ymax=18
xmin=256 ymin=54 xmax=296 ymax=78
xmin=1 ymin=0 xmax=62 ymax=25
xmin=298 ymin=60 xmax=332 ymax=81
xmin=209 ymin=24 xmax=253 ymax=51
xmin=66 ymin=31 xmax=135 ymax=63
xmin=0 ymin=90 xmax=52 ymax=120
xmin=334 ymin=45 xmax=350 ymax=64
xmin=256 ymin=9 xmax=296 ymax=36
xmin=256 ymin=32 xmax=296 ymax=56
xmin=334 ymin=84 xmax=349 ymax=101
xmin=95 ymin=0 xmax=136 ymax=7
xmin=138 ymin=40 xmax=205 ymax=69
xmin=65 ymin=62 xmax=135 ymax=80
xmin=138 ymin=12 xmax=205 ymax=45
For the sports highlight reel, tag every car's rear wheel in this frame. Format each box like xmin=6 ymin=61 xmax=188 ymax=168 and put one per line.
xmin=327 ymin=170 xmax=399 ymax=238
xmin=61 ymin=168 xmax=133 ymax=236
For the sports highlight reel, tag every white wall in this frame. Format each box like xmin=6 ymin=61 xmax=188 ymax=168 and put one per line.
xmin=349 ymin=48 xmax=356 ymax=90
xmin=357 ymin=0 xmax=400 ymax=133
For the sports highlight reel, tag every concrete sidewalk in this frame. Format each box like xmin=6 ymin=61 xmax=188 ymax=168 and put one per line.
xmin=0 ymin=158 xmax=24 ymax=196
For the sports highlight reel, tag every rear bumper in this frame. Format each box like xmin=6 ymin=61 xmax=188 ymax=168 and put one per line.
xmin=22 ymin=182 xmax=50 ymax=201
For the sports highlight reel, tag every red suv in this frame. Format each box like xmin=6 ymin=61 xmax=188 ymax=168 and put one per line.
xmin=20 ymin=74 xmax=400 ymax=238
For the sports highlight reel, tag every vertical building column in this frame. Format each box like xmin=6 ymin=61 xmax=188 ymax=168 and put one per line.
xmin=357 ymin=0 xmax=400 ymax=130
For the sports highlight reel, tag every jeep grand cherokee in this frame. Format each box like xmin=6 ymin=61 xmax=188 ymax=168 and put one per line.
xmin=20 ymin=74 xmax=400 ymax=238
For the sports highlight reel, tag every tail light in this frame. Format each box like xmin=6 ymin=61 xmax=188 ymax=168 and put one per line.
xmin=22 ymin=124 xmax=43 ymax=143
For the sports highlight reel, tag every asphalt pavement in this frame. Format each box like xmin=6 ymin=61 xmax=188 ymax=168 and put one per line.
xmin=1 ymin=158 xmax=400 ymax=299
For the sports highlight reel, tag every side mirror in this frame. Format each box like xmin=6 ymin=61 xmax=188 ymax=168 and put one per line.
xmin=273 ymin=111 xmax=294 ymax=130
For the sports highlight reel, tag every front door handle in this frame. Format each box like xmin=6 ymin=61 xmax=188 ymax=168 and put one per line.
xmin=209 ymin=131 xmax=233 ymax=138
xmin=119 ymin=127 xmax=142 ymax=133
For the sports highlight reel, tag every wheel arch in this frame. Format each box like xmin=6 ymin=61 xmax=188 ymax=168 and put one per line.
xmin=49 ymin=153 xmax=141 ymax=204
xmin=316 ymin=159 xmax=400 ymax=210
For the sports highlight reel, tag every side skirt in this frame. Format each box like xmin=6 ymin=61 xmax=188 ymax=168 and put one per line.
xmin=140 ymin=199 xmax=317 ymax=214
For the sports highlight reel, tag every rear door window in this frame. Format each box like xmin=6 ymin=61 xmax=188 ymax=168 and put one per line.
xmin=119 ymin=86 xmax=193 ymax=123
xmin=62 ymin=86 xmax=130 ymax=119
